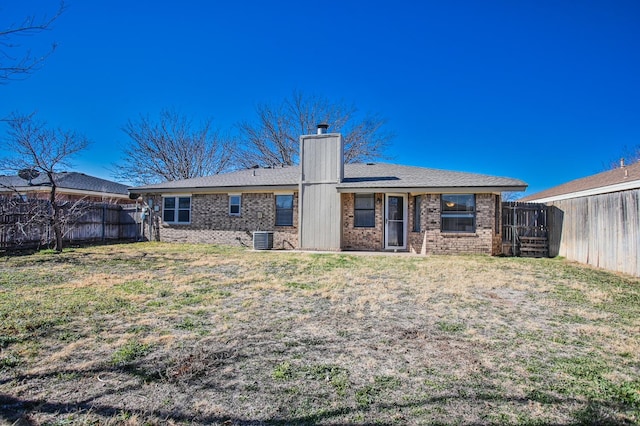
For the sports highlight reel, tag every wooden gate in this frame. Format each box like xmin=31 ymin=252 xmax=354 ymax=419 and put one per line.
xmin=502 ymin=202 xmax=549 ymax=257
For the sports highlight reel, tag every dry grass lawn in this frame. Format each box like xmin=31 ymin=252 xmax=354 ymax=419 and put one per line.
xmin=0 ymin=242 xmax=639 ymax=425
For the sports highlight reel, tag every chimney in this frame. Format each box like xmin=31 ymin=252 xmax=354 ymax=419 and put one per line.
xmin=298 ymin=125 xmax=344 ymax=250
xmin=317 ymin=123 xmax=329 ymax=135
xmin=620 ymin=158 xmax=625 ymax=169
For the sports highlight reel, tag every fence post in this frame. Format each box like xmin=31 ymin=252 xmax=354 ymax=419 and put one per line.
xmin=512 ymin=203 xmax=517 ymax=256
xmin=102 ymin=204 xmax=106 ymax=242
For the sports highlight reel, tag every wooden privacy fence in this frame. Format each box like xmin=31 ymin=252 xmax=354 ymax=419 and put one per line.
xmin=502 ymin=202 xmax=550 ymax=257
xmin=503 ymin=190 xmax=640 ymax=277
xmin=546 ymin=189 xmax=640 ymax=277
xmin=0 ymin=200 xmax=141 ymax=250
xmin=65 ymin=204 xmax=140 ymax=242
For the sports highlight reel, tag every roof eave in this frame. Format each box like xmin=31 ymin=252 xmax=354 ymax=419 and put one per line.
xmin=130 ymin=184 xmax=299 ymax=194
xmin=132 ymin=184 xmax=528 ymax=194
xmin=522 ymin=180 xmax=640 ymax=203
xmin=336 ymin=185 xmax=528 ymax=194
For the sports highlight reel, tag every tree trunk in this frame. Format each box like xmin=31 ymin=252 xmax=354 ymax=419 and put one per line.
xmin=48 ymin=173 xmax=64 ymax=252
xmin=52 ymin=204 xmax=63 ymax=252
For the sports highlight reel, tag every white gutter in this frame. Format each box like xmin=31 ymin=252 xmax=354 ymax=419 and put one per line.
xmin=526 ymin=179 xmax=640 ymax=203
xmin=336 ymin=186 xmax=527 ymax=194
xmin=132 ymin=184 xmax=299 ymax=194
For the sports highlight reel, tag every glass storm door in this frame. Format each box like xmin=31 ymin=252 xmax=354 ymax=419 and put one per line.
xmin=385 ymin=194 xmax=407 ymax=250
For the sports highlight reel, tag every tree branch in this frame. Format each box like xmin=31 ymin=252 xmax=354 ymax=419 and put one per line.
xmin=0 ymin=1 xmax=66 ymax=83
xmin=1 ymin=111 xmax=90 ymax=251
xmin=114 ymin=109 xmax=235 ymax=185
xmin=237 ymin=90 xmax=393 ymax=167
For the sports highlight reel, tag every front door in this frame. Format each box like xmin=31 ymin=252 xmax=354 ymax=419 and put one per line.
xmin=385 ymin=194 xmax=407 ymax=250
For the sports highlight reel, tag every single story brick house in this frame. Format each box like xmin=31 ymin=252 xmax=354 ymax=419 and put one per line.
xmin=130 ymin=129 xmax=527 ymax=255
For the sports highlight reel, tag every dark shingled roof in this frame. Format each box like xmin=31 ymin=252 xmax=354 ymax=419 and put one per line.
xmin=521 ymin=161 xmax=640 ymax=202
xmin=130 ymin=162 xmax=527 ymax=192
xmin=0 ymin=172 xmax=129 ymax=196
xmin=338 ymin=163 xmax=526 ymax=189
xmin=130 ymin=166 xmax=301 ymax=191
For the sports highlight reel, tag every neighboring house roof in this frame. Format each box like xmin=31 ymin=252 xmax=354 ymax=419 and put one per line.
xmin=130 ymin=163 xmax=527 ymax=194
xmin=520 ymin=161 xmax=640 ymax=203
xmin=0 ymin=172 xmax=130 ymax=198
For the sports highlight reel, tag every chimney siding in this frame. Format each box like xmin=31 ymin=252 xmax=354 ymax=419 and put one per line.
xmin=298 ymin=132 xmax=344 ymax=250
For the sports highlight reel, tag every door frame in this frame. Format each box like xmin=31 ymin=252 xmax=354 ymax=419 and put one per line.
xmin=384 ymin=193 xmax=408 ymax=250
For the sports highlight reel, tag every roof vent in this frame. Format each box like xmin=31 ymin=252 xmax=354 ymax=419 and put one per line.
xmin=317 ymin=123 xmax=329 ymax=135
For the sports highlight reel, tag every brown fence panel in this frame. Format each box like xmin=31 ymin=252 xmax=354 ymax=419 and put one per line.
xmin=0 ymin=199 xmax=50 ymax=249
xmin=502 ymin=202 xmax=549 ymax=257
xmin=119 ymin=205 xmax=141 ymax=240
xmin=0 ymin=199 xmax=142 ymax=250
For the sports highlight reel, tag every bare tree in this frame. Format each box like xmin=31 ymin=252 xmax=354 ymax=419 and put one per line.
xmin=1 ymin=112 xmax=90 ymax=251
xmin=0 ymin=194 xmax=45 ymax=248
xmin=0 ymin=1 xmax=66 ymax=83
xmin=0 ymin=194 xmax=93 ymax=250
xmin=237 ymin=90 xmax=394 ymax=167
xmin=115 ymin=109 xmax=235 ymax=186
xmin=502 ymin=191 xmax=526 ymax=202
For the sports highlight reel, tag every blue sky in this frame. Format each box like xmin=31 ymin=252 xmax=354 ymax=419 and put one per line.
xmin=2 ymin=0 xmax=639 ymax=196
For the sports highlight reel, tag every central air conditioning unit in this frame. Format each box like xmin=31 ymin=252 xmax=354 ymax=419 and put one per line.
xmin=253 ymin=231 xmax=274 ymax=250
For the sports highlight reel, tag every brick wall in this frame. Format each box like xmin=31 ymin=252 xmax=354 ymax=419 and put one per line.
xmin=408 ymin=193 xmax=500 ymax=255
xmin=147 ymin=192 xmax=299 ymax=249
xmin=341 ymin=193 xmax=384 ymax=251
xmin=145 ymin=190 xmax=501 ymax=255
xmin=492 ymin=195 xmax=503 ymax=255
xmin=408 ymin=195 xmax=426 ymax=254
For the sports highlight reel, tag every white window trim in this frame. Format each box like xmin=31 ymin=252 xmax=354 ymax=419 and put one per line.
xmin=229 ymin=193 xmax=241 ymax=217
xmin=162 ymin=195 xmax=192 ymax=225
xmin=161 ymin=193 xmax=192 ymax=197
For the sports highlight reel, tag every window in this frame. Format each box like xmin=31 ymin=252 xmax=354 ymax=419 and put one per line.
xmin=229 ymin=194 xmax=241 ymax=216
xmin=354 ymin=193 xmax=375 ymax=227
xmin=441 ymin=194 xmax=475 ymax=233
xmin=163 ymin=196 xmax=191 ymax=224
xmin=413 ymin=195 xmax=421 ymax=232
xmin=275 ymin=194 xmax=293 ymax=226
